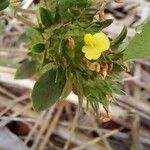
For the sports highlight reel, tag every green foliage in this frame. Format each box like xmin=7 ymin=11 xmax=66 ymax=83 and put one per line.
xmin=83 ymin=19 xmax=113 ymax=33
xmin=0 ymin=0 xmax=9 ymax=11
xmin=83 ymin=77 xmax=112 ymax=112
xmin=61 ymin=79 xmax=72 ymax=99
xmin=25 ymin=28 xmax=43 ymax=44
xmin=39 ymin=7 xmax=53 ymax=28
xmin=32 ymin=43 xmax=45 ymax=53
xmin=95 ymin=19 xmax=114 ymax=30
xmin=32 ymin=68 xmax=66 ymax=111
xmin=15 ymin=60 xmax=37 ymax=79
xmin=14 ymin=0 xmax=150 ymax=113
xmin=21 ymin=0 xmax=125 ymax=112
xmin=124 ymin=20 xmax=150 ymax=60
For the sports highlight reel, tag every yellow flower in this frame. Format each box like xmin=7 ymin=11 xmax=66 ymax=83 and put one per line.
xmin=82 ymin=32 xmax=110 ymax=60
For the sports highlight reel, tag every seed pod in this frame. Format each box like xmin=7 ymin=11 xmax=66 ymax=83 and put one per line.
xmin=100 ymin=111 xmax=112 ymax=122
xmin=68 ymin=36 xmax=75 ymax=49
xmin=106 ymin=95 xmax=113 ymax=103
xmin=101 ymin=64 xmax=109 ymax=80
xmin=84 ymin=59 xmax=100 ymax=72
xmin=99 ymin=106 xmax=112 ymax=122
xmin=107 ymin=63 xmax=113 ymax=75
xmin=123 ymin=62 xmax=130 ymax=72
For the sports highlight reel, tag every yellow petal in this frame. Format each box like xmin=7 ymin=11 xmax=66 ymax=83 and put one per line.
xmin=93 ymin=32 xmax=110 ymax=52
xmin=85 ymin=49 xmax=101 ymax=60
xmin=82 ymin=45 xmax=89 ymax=53
xmin=82 ymin=45 xmax=98 ymax=54
xmin=84 ymin=33 xmax=97 ymax=46
xmin=82 ymin=43 xmax=102 ymax=60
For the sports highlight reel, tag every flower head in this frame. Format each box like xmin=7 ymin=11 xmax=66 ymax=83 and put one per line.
xmin=82 ymin=32 xmax=110 ymax=60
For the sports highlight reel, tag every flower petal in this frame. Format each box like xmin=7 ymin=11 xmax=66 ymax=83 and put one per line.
xmin=82 ymin=45 xmax=89 ymax=53
xmin=93 ymin=32 xmax=110 ymax=52
xmin=85 ymin=49 xmax=101 ymax=60
xmin=84 ymin=33 xmax=97 ymax=46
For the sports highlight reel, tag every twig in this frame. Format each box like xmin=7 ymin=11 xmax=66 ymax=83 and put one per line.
xmin=71 ymin=128 xmax=120 ymax=150
xmin=24 ymin=111 xmax=46 ymax=144
xmin=0 ymin=100 xmax=38 ymax=119
xmin=0 ymin=116 xmax=36 ymax=122
xmin=129 ymin=114 xmax=141 ymax=150
xmin=31 ymin=107 xmax=55 ymax=150
xmin=54 ymin=125 xmax=106 ymax=150
xmin=0 ymin=85 xmax=17 ymax=99
xmin=59 ymin=121 xmax=98 ymax=131
xmin=117 ymin=101 xmax=150 ymax=120
xmin=63 ymin=111 xmax=79 ymax=150
xmin=87 ymin=112 xmax=113 ymax=150
xmin=0 ymin=93 xmax=30 ymax=117
xmin=125 ymin=73 xmax=150 ymax=93
xmin=0 ymin=103 xmax=32 ymax=127
xmin=116 ymin=95 xmax=150 ymax=116
xmin=64 ymin=102 xmax=73 ymax=121
xmin=39 ymin=103 xmax=65 ymax=150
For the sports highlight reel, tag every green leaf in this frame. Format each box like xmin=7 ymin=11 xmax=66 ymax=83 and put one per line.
xmin=41 ymin=63 xmax=54 ymax=74
xmin=124 ymin=21 xmax=150 ymax=60
xmin=61 ymin=80 xmax=72 ymax=99
xmin=25 ymin=28 xmax=43 ymax=44
xmin=41 ymin=51 xmax=50 ymax=67
xmin=63 ymin=39 xmax=75 ymax=58
xmin=86 ymin=19 xmax=113 ymax=33
xmin=95 ymin=19 xmax=114 ymax=30
xmin=110 ymin=51 xmax=124 ymax=61
xmin=15 ymin=60 xmax=36 ymax=79
xmin=46 ymin=0 xmax=58 ymax=12
xmin=32 ymin=68 xmax=66 ymax=111
xmin=0 ymin=0 xmax=9 ymax=11
xmin=39 ymin=7 xmax=53 ymax=28
xmin=55 ymin=6 xmax=61 ymax=23
xmin=32 ymin=43 xmax=45 ymax=53
xmin=111 ymin=26 xmax=127 ymax=46
xmin=112 ymin=62 xmax=124 ymax=73
xmin=60 ymin=0 xmax=87 ymax=9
